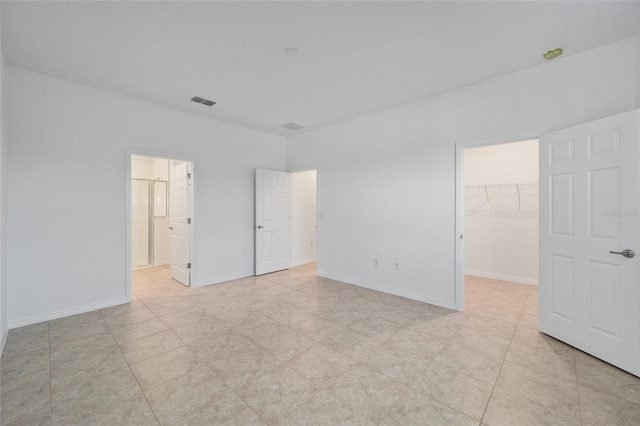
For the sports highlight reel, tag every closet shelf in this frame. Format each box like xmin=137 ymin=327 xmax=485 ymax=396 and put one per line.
xmin=464 ymin=183 xmax=538 ymax=210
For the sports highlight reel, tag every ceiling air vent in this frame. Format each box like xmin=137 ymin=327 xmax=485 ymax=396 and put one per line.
xmin=191 ymin=96 xmax=216 ymax=107
xmin=281 ymin=122 xmax=306 ymax=131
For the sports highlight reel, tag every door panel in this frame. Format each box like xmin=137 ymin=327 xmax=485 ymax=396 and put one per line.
xmin=170 ymin=162 xmax=190 ymax=286
xmin=540 ymin=109 xmax=640 ymax=376
xmin=589 ymin=167 xmax=620 ymax=239
xmin=588 ymin=260 xmax=620 ymax=338
xmin=550 ymin=173 xmax=574 ymax=236
xmin=549 ymin=254 xmax=574 ymax=321
xmin=255 ymin=169 xmax=290 ymax=275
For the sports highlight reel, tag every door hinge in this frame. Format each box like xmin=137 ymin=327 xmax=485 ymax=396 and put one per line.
xmin=187 ymin=218 xmax=191 ymax=224
xmin=187 ymin=172 xmax=191 ymax=179
xmin=187 ymin=263 xmax=191 ymax=269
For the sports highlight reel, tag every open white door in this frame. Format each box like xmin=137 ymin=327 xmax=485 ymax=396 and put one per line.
xmin=540 ymin=109 xmax=640 ymax=376
xmin=255 ymin=169 xmax=290 ymax=275
xmin=170 ymin=161 xmax=190 ymax=286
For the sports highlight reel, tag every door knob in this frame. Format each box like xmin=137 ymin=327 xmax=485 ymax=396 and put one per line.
xmin=169 ymin=226 xmax=173 ymax=230
xmin=257 ymin=225 xmax=265 ymax=229
xmin=609 ymin=249 xmax=635 ymax=259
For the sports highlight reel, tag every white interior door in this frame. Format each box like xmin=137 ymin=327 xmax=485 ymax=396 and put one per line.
xmin=540 ymin=109 xmax=640 ymax=376
xmin=170 ymin=161 xmax=190 ymax=286
xmin=255 ymin=169 xmax=290 ymax=275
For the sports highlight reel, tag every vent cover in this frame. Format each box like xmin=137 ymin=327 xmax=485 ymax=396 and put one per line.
xmin=281 ymin=122 xmax=306 ymax=131
xmin=191 ymin=96 xmax=216 ymax=107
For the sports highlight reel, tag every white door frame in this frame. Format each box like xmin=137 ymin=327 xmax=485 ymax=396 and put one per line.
xmin=289 ymin=167 xmax=320 ymax=271
xmin=125 ymin=149 xmax=196 ymax=301
xmin=454 ymin=131 xmax=546 ymax=311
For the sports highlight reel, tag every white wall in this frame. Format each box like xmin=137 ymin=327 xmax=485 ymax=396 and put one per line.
xmin=7 ymin=67 xmax=286 ymax=327
xmin=131 ymin=157 xmax=153 ymax=180
xmin=151 ymin=157 xmax=169 ymax=181
xmin=291 ymin=170 xmax=317 ymax=266
xmin=464 ymin=140 xmax=538 ymax=285
xmin=0 ymin=10 xmax=8 ymax=354
xmin=287 ymin=37 xmax=637 ymax=309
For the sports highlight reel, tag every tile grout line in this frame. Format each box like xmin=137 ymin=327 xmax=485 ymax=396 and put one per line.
xmin=477 ymin=284 xmax=528 ymax=426
xmin=196 ymin=342 xmax=272 ymax=426
xmin=480 ymin=282 xmax=539 ymax=424
xmin=269 ymin=279 xmax=392 ymax=424
xmin=196 ymin=276 xmax=327 ymax=425
xmin=375 ymin=315 xmax=454 ymax=424
xmin=98 ymin=308 xmax=162 ymax=426
xmin=14 ymin=269 xmax=612 ymax=425
xmin=346 ymin=310 xmax=455 ymax=423
xmin=483 ymin=286 xmax=584 ymax=424
xmin=379 ymin=313 xmax=487 ymax=424
xmin=149 ymin=298 xmax=273 ymax=425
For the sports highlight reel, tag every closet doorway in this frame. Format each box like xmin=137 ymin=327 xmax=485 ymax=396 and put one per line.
xmin=455 ymin=139 xmax=539 ymax=310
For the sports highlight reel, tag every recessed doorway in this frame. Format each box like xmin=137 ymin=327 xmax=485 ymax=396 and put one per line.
xmin=455 ymin=138 xmax=539 ymax=310
xmin=290 ymin=169 xmax=318 ymax=271
xmin=127 ymin=153 xmax=194 ymax=300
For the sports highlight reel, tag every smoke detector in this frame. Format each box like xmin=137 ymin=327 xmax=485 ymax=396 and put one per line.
xmin=284 ymin=47 xmax=300 ymax=57
xmin=543 ymin=47 xmax=563 ymax=60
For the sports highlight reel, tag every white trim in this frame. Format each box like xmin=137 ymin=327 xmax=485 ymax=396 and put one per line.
xmin=291 ymin=257 xmax=317 ymax=267
xmin=465 ymin=271 xmax=538 ymax=286
xmin=288 ymin=166 xmax=320 ymax=174
xmin=454 ymin=144 xmax=464 ymax=311
xmin=8 ymin=297 xmax=128 ymax=329
xmin=319 ymin=271 xmax=457 ymax=310
xmin=454 ymin=130 xmax=546 ymax=312
xmin=316 ymin=168 xmax=321 ymax=273
xmin=126 ymin=149 xmax=196 ymax=299
xmin=187 ymin=161 xmax=195 ymax=286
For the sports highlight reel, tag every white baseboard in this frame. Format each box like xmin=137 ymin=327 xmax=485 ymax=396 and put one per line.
xmin=318 ymin=271 xmax=457 ymax=311
xmin=8 ymin=297 xmax=129 ymax=329
xmin=291 ymin=257 xmax=317 ymax=268
xmin=153 ymin=260 xmax=169 ymax=266
xmin=465 ymin=270 xmax=538 ymax=286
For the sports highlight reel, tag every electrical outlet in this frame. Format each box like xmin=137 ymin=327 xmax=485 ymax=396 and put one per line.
xmin=373 ymin=258 xmax=378 ymax=267
xmin=310 ymin=241 xmax=314 ymax=247
xmin=243 ymin=251 xmax=247 ymax=258
xmin=319 ymin=212 xmax=325 ymax=219
xmin=394 ymin=261 xmax=400 ymax=271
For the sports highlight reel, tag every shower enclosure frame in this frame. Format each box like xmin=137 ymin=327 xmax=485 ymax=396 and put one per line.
xmin=131 ymin=178 xmax=168 ymax=268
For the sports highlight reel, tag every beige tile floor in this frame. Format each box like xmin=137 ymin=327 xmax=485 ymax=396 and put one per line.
xmin=2 ymin=265 xmax=640 ymax=425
